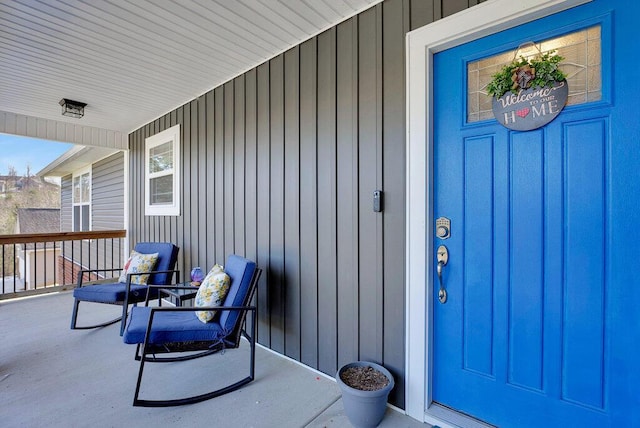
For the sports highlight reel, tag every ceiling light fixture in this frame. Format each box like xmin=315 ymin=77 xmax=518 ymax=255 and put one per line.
xmin=59 ymin=98 xmax=87 ymax=118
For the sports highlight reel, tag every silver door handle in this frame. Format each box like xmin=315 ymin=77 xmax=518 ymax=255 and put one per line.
xmin=437 ymin=245 xmax=448 ymax=304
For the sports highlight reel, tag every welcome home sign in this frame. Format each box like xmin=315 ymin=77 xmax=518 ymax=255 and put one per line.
xmin=492 ymin=80 xmax=568 ymax=131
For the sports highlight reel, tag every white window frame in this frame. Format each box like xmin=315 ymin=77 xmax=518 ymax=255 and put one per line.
xmin=145 ymin=124 xmax=180 ymax=216
xmin=72 ymin=166 xmax=91 ymax=232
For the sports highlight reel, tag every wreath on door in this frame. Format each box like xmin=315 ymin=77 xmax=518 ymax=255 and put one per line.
xmin=487 ymin=46 xmax=568 ymax=131
xmin=487 ymin=50 xmax=566 ymax=98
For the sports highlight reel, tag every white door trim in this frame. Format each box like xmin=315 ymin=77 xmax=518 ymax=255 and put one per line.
xmin=404 ymin=0 xmax=592 ymax=425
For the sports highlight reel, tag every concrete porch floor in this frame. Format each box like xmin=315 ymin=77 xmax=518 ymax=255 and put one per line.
xmin=0 ymin=292 xmax=428 ymax=428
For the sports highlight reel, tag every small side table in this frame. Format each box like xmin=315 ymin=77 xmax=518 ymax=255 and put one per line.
xmin=159 ymin=284 xmax=199 ymax=307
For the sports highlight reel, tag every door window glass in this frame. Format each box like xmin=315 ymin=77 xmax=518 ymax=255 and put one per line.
xmin=467 ymin=25 xmax=601 ymax=123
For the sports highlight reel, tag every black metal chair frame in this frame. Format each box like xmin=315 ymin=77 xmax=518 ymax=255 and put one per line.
xmin=131 ymin=268 xmax=262 ymax=407
xmin=70 ymin=267 xmax=180 ymax=335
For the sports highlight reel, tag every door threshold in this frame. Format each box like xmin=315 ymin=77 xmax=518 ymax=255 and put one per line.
xmin=425 ymin=403 xmax=495 ymax=428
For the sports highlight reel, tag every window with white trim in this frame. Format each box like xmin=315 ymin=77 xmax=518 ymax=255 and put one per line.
xmin=145 ymin=124 xmax=180 ymax=216
xmin=72 ymin=167 xmax=91 ymax=231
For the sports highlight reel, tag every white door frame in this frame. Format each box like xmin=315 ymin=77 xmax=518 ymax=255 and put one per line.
xmin=404 ymin=0 xmax=591 ymax=426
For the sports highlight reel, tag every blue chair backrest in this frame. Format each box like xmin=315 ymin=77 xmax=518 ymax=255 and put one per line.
xmin=220 ymin=255 xmax=257 ymax=332
xmin=133 ymin=242 xmax=179 ymax=285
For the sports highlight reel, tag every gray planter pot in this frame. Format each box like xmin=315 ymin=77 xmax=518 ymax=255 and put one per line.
xmin=336 ymin=361 xmax=395 ymax=428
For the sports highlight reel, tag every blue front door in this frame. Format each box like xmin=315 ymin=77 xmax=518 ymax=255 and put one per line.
xmin=433 ymin=1 xmax=638 ymax=426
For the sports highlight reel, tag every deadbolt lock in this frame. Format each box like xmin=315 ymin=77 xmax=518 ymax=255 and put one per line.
xmin=436 ymin=217 xmax=451 ymax=239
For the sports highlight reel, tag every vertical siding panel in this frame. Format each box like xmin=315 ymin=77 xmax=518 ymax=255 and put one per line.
xmin=224 ymin=82 xmax=235 ymax=258
xmin=198 ymin=96 xmax=208 ymax=267
xmin=159 ymin=118 xmax=166 ymax=243
xmin=382 ymin=0 xmax=408 ymax=407
xmin=139 ymin=126 xmax=144 ymax=247
xmin=142 ymin=123 xmax=151 ymax=242
xmin=375 ymin=6 xmax=384 ymax=365
xmin=205 ymin=91 xmax=216 ymax=269
xmin=145 ymin=122 xmax=154 ymax=242
xmin=134 ymin=126 xmax=143 ymax=245
xmin=142 ymin=125 xmax=151 ymax=250
xmin=128 ymin=132 xmax=136 ymax=246
xmin=410 ymin=0 xmax=435 ymax=29
xmin=245 ymin=70 xmax=258 ymax=263
xmin=284 ymin=47 xmax=301 ymax=360
xmin=234 ymin=76 xmax=246 ymax=257
xmin=317 ymin=28 xmax=338 ymax=375
xmin=138 ymin=126 xmax=145 ymax=245
xmin=181 ymin=104 xmax=192 ymax=272
xmin=245 ymin=70 xmax=258 ymax=331
xmin=143 ymin=124 xmax=152 ymax=243
xmin=256 ymin=63 xmax=271 ymax=347
xmin=442 ymin=0 xmax=472 ymax=18
xmin=358 ymin=5 xmax=383 ymax=363
xmin=336 ymin=17 xmax=359 ymax=367
xmin=169 ymin=110 xmax=180 ymax=273
xmin=214 ymin=88 xmax=225 ymax=265
xmin=299 ymin=38 xmax=319 ymax=368
xmin=270 ymin=55 xmax=286 ymax=354
xmin=433 ymin=0 xmax=443 ymax=21
xmin=190 ymin=100 xmax=199 ymax=267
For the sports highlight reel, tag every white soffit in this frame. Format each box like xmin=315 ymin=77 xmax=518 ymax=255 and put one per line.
xmin=0 ymin=0 xmax=381 ymax=134
xmin=37 ymin=145 xmax=119 ymax=177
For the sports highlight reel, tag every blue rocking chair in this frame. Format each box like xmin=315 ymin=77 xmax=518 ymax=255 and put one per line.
xmin=70 ymin=242 xmax=180 ymax=335
xmin=122 ymin=254 xmax=261 ymax=407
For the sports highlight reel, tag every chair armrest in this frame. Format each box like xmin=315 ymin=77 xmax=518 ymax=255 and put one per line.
xmin=77 ymin=267 xmax=123 ymax=287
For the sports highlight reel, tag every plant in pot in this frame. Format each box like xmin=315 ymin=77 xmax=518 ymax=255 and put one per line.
xmin=336 ymin=361 xmax=395 ymax=428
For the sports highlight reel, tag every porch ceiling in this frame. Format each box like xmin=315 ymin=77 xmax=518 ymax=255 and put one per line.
xmin=0 ymin=0 xmax=381 ymax=135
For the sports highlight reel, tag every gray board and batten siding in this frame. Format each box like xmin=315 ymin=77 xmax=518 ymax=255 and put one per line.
xmin=60 ymin=152 xmax=125 ymax=273
xmin=127 ymin=0 xmax=482 ymax=408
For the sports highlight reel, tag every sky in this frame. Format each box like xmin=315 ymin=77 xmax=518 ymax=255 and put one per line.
xmin=0 ymin=133 xmax=73 ymax=176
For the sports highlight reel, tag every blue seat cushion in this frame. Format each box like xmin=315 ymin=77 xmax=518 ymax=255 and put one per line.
xmin=73 ymin=282 xmax=152 ymax=304
xmin=123 ymin=306 xmax=228 ymax=345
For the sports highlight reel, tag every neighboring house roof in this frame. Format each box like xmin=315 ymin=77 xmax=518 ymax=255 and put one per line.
xmin=15 ymin=208 xmax=61 ymax=250
xmin=15 ymin=208 xmax=60 ymax=235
